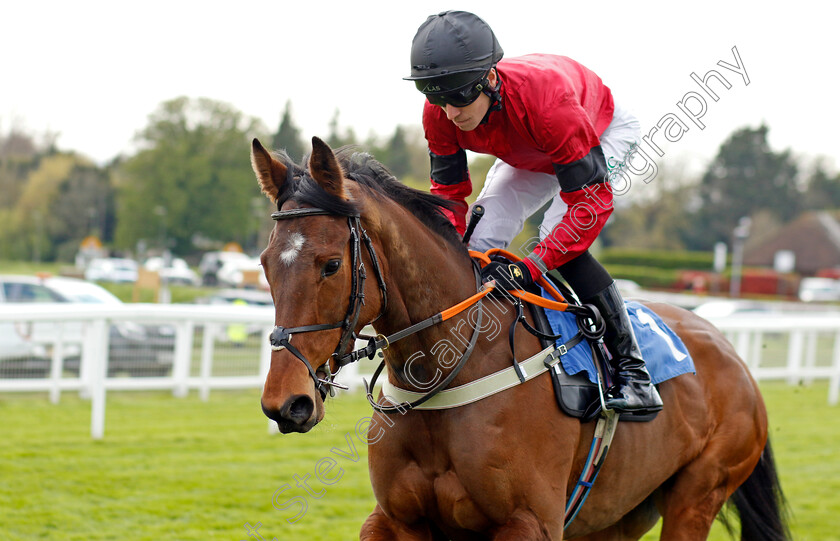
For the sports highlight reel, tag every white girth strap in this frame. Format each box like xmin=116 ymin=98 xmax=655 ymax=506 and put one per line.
xmin=380 ymin=345 xmax=567 ymax=410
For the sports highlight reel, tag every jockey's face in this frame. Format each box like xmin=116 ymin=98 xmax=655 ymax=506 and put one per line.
xmin=439 ymin=69 xmax=497 ymax=132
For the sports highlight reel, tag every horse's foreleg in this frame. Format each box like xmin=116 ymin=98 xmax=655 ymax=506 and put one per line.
xmin=490 ymin=509 xmax=555 ymax=540
xmin=570 ymin=495 xmax=661 ymax=541
xmin=360 ymin=505 xmax=437 ymax=541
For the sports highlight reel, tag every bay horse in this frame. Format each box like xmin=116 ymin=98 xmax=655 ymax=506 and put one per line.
xmin=252 ymin=136 xmax=788 ymax=540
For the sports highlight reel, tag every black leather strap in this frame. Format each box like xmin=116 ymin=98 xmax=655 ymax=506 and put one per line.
xmin=272 ymin=207 xmax=356 ymax=220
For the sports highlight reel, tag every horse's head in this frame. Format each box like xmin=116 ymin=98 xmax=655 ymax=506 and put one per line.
xmin=252 ymin=136 xmax=385 ymax=433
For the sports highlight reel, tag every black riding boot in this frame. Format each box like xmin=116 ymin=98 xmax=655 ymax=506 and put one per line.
xmin=583 ymin=282 xmax=663 ymax=413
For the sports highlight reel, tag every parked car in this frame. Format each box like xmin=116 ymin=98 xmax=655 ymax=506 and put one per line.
xmin=0 ymin=322 xmax=50 ymax=378
xmin=197 ymin=288 xmax=274 ymax=307
xmin=216 ymin=256 xmax=267 ymax=289
xmin=0 ymin=275 xmax=174 ymax=377
xmin=143 ymin=256 xmax=200 ymax=286
xmin=199 ymin=251 xmax=251 ymax=286
xmin=85 ymin=258 xmax=139 ymax=283
xmin=798 ymin=277 xmax=840 ymax=302
xmin=195 ymin=288 xmax=274 ymax=340
xmin=692 ymin=300 xmax=775 ymax=319
xmin=614 ymin=279 xmax=642 ymax=296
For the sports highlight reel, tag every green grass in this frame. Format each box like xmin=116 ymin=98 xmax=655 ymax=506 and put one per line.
xmin=1 ymin=382 xmax=838 ymax=540
xmin=0 ymin=260 xmax=65 ymax=275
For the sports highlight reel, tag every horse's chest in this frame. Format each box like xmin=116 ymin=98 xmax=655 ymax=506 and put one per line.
xmin=381 ymin=463 xmax=496 ymax=532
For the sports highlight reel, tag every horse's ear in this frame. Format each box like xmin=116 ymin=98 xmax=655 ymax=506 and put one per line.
xmin=308 ymin=136 xmax=347 ymax=199
xmin=250 ymin=138 xmax=287 ymax=202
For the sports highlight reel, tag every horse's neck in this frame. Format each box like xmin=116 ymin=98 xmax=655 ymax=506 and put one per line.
xmin=370 ymin=211 xmax=515 ymax=387
xmin=376 ymin=223 xmax=476 ymax=336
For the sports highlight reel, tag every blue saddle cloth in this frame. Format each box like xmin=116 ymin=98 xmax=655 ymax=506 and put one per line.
xmin=541 ymin=292 xmax=695 ymax=385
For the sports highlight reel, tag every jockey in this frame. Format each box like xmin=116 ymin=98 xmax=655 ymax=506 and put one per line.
xmin=405 ymin=10 xmax=662 ymax=413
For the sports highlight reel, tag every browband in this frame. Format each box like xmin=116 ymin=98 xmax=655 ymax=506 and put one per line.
xmin=272 ymin=207 xmax=360 ymax=220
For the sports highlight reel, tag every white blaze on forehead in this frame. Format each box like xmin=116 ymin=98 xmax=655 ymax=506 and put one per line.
xmin=280 ymin=233 xmax=306 ymax=266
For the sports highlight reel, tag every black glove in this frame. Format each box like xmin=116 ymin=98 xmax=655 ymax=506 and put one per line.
xmin=480 ymin=260 xmax=534 ymax=291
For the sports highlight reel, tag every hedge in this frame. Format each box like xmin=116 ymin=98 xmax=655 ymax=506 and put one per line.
xmin=600 ymin=248 xmax=715 ymax=271
xmin=602 ymin=264 xmax=680 ymax=289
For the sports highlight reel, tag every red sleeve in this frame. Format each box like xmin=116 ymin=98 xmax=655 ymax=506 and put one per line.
xmin=529 ymin=181 xmax=614 ymax=270
xmin=430 ymin=178 xmax=472 ymax=234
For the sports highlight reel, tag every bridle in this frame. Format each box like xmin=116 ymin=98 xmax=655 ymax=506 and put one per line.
xmin=268 ymin=206 xmax=388 ymax=400
xmin=266 ymin=203 xmax=493 ymax=409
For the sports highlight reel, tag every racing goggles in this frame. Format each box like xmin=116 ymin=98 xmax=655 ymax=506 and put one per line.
xmin=419 ymin=75 xmax=489 ymax=108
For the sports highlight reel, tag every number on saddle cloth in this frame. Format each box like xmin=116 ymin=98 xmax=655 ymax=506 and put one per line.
xmin=536 ymin=285 xmax=696 ymax=422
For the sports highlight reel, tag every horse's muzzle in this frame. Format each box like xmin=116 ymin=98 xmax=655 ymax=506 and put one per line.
xmin=262 ymin=394 xmax=317 ymax=434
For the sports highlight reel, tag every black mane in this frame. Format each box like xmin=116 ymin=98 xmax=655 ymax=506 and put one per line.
xmin=274 ymin=147 xmax=467 ymax=251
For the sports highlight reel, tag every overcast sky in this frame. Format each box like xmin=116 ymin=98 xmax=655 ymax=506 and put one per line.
xmin=2 ymin=1 xmax=837 ymax=177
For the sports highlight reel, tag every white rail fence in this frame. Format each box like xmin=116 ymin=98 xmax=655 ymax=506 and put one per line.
xmin=1 ymin=304 xmax=838 ymax=438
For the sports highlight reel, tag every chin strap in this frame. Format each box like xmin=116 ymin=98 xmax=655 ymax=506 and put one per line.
xmin=486 ymin=86 xmax=502 ymax=113
xmin=479 ymin=78 xmax=503 ymax=125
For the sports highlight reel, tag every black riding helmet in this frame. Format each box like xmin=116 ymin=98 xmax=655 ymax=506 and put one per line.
xmin=405 ymin=11 xmax=503 ymax=104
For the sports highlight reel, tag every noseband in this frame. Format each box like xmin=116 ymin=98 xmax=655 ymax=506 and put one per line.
xmin=268 ymin=206 xmax=388 ymax=399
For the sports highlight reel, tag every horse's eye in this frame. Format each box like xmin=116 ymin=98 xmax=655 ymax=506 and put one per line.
xmin=322 ymin=259 xmax=341 ymax=277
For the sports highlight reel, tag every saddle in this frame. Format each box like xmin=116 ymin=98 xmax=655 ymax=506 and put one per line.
xmin=524 ymin=273 xmax=659 ymax=424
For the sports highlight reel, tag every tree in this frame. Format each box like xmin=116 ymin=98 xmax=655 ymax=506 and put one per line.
xmin=49 ymin=162 xmax=115 ymax=260
xmin=0 ymin=121 xmax=112 ymax=262
xmin=115 ymin=97 xmax=268 ymax=254
xmin=803 ymin=160 xmax=840 ymax=210
xmin=602 ymin=187 xmax=695 ymax=250
xmin=363 ymin=125 xmax=430 ymax=186
xmin=0 ymin=125 xmax=42 ymax=211
xmin=602 ymin=159 xmax=698 ymax=250
xmin=1 ymin=153 xmax=96 ymax=261
xmin=381 ymin=125 xmax=412 ymax=179
xmin=325 ymin=109 xmax=358 ymax=149
xmin=683 ymin=124 xmax=800 ymax=250
xmin=0 ymin=126 xmax=38 ymax=159
xmin=271 ymin=101 xmax=305 ymax=163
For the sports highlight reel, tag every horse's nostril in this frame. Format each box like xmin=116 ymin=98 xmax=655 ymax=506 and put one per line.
xmin=262 ymin=394 xmax=315 ymax=428
xmin=283 ymin=395 xmax=315 ymax=424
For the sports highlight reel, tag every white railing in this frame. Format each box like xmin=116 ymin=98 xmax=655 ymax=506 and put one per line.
xmin=0 ymin=303 xmax=365 ymax=438
xmin=706 ymin=313 xmax=840 ymax=405
xmin=1 ymin=304 xmax=838 ymax=438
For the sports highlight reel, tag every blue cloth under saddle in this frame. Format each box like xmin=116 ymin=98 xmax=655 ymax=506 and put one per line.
xmin=541 ymin=293 xmax=695 ymax=385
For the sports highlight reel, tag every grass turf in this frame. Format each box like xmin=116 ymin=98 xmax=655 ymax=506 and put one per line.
xmin=1 ymin=382 xmax=838 ymax=540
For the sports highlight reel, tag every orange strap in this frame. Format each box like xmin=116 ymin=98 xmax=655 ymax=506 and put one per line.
xmin=469 ymin=249 xmax=569 ymax=311
xmin=440 ymin=282 xmax=496 ymax=321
